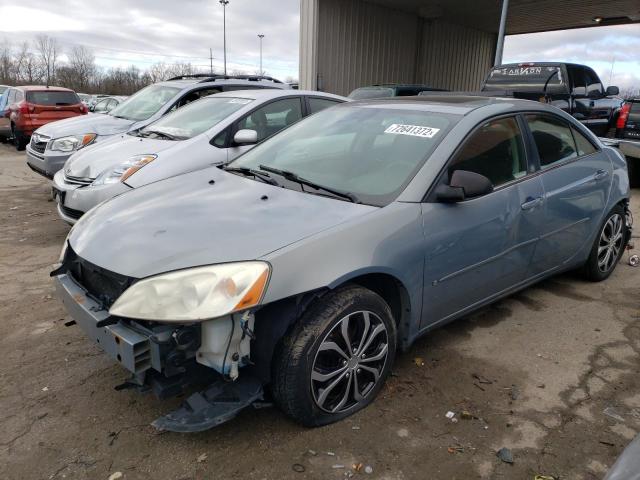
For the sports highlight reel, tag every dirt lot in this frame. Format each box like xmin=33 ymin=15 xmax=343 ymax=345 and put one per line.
xmin=0 ymin=142 xmax=638 ymax=480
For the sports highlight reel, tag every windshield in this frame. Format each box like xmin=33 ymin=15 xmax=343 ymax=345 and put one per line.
xmin=483 ymin=65 xmax=566 ymax=93
xmin=139 ymin=96 xmax=253 ymax=140
xmin=109 ymin=84 xmax=180 ymax=121
xmin=349 ymin=87 xmax=395 ymax=100
xmin=230 ymin=104 xmax=458 ymax=206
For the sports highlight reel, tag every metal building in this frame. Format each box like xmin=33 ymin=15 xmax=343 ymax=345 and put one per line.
xmin=299 ymin=0 xmax=640 ymax=95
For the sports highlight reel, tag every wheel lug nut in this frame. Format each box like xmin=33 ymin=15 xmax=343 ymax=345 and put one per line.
xmin=357 ymin=368 xmax=361 ymax=373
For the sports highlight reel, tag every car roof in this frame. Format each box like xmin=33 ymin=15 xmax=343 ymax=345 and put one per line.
xmin=155 ymin=76 xmax=289 ymax=90
xmin=15 ymin=85 xmax=75 ymax=92
xmin=200 ymin=89 xmax=348 ymax=102
xmin=349 ymin=94 xmax=554 ymax=115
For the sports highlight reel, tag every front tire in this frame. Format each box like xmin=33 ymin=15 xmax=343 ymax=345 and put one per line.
xmin=272 ymin=285 xmax=397 ymax=427
xmin=582 ymin=205 xmax=627 ymax=281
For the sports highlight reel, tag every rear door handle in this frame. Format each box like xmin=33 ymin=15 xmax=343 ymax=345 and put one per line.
xmin=593 ymin=169 xmax=609 ymax=181
xmin=521 ymin=196 xmax=543 ymax=211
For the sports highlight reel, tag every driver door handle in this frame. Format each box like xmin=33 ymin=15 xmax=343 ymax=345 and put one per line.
xmin=521 ymin=196 xmax=543 ymax=211
xmin=593 ymin=169 xmax=609 ymax=181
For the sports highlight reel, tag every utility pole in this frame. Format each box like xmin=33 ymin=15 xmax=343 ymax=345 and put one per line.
xmin=609 ymin=57 xmax=616 ymax=85
xmin=219 ymin=0 xmax=229 ymax=75
xmin=494 ymin=0 xmax=509 ymax=66
xmin=258 ymin=34 xmax=264 ymax=75
xmin=210 ymin=48 xmax=214 ymax=75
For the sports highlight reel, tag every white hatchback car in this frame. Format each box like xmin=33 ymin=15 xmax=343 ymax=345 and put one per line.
xmin=52 ymin=89 xmax=347 ymax=224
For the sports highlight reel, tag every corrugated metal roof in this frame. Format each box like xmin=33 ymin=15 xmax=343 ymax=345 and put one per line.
xmin=365 ymin=0 xmax=640 ymax=34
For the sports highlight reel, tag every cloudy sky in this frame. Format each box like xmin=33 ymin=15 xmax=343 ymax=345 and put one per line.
xmin=0 ymin=0 xmax=638 ymax=89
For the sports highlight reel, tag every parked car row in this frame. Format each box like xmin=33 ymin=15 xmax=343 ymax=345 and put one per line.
xmin=10 ymin=68 xmax=633 ymax=433
xmin=25 ymin=74 xmax=291 ymax=178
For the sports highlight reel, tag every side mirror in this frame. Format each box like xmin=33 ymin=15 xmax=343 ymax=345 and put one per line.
xmin=606 ymin=86 xmax=619 ymax=96
xmin=89 ymin=105 xmax=95 ymax=112
xmin=233 ymin=129 xmax=258 ymax=146
xmin=437 ymin=170 xmax=493 ymax=202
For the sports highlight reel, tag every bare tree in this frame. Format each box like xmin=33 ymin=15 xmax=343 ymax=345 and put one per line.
xmin=0 ymin=39 xmax=12 ymax=84
xmin=68 ymin=45 xmax=95 ymax=91
xmin=14 ymin=41 xmax=43 ymax=84
xmin=35 ymin=34 xmax=59 ymax=85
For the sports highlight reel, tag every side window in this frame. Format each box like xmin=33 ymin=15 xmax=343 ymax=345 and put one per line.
xmin=7 ymin=89 xmax=15 ymax=104
xmin=176 ymin=88 xmax=221 ymax=109
xmin=94 ymin=99 xmax=108 ymax=112
xmin=15 ymin=90 xmax=24 ymax=102
xmin=572 ymin=126 xmax=597 ymax=156
xmin=584 ymin=68 xmax=603 ymax=97
xmin=212 ymin=127 xmax=229 ymax=147
xmin=568 ymin=65 xmax=586 ymax=96
xmin=396 ymin=89 xmax=417 ymax=97
xmin=449 ymin=116 xmax=527 ymax=188
xmin=307 ymin=97 xmax=341 ymax=114
xmin=526 ymin=114 xmax=577 ymax=168
xmin=236 ymin=98 xmax=302 ymax=142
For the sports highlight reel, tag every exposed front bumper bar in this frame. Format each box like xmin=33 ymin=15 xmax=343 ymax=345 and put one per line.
xmin=54 ymin=273 xmax=152 ymax=374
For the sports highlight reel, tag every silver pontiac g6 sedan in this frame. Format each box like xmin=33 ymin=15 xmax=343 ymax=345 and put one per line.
xmin=53 ymin=96 xmax=631 ymax=432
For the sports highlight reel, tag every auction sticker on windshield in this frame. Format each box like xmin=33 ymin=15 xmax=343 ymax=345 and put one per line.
xmin=384 ymin=124 xmax=440 ymax=138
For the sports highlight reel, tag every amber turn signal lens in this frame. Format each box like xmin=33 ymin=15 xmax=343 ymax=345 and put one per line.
xmin=234 ymin=269 xmax=269 ymax=311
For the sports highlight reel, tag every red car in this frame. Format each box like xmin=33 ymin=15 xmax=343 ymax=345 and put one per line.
xmin=4 ymin=86 xmax=87 ymax=150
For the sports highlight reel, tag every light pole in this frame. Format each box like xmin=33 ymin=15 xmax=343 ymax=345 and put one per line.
xmin=219 ymin=0 xmax=229 ymax=75
xmin=258 ymin=34 xmax=264 ymax=75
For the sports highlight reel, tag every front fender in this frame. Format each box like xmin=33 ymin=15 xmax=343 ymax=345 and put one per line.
xmin=262 ymin=202 xmax=425 ymax=344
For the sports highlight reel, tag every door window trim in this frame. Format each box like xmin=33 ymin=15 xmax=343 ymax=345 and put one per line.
xmin=424 ymin=113 xmax=535 ymax=203
xmin=521 ymin=111 xmax=601 ymax=175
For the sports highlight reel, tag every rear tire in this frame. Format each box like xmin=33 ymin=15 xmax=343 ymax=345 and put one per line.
xmin=272 ymin=285 xmax=397 ymax=427
xmin=582 ymin=205 xmax=627 ymax=281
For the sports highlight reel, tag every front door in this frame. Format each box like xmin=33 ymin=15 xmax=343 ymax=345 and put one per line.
xmin=226 ymin=97 xmax=304 ymax=162
xmin=525 ymin=114 xmax=610 ymax=275
xmin=421 ymin=116 xmax=544 ymax=328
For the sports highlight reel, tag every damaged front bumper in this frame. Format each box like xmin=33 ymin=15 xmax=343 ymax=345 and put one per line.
xmin=54 ymin=271 xmax=265 ymax=432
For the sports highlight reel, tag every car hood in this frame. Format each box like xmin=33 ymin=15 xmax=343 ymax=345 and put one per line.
xmin=35 ymin=113 xmax=135 ymax=138
xmin=69 ymin=168 xmax=377 ymax=278
xmin=64 ymin=135 xmax=178 ymax=179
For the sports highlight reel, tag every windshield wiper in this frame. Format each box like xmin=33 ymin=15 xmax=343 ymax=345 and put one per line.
xmin=224 ymin=166 xmax=279 ymax=186
xmin=259 ymin=165 xmax=359 ymax=203
xmin=144 ymin=130 xmax=181 ymax=140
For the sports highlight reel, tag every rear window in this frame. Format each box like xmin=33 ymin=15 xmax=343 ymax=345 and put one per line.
xmin=483 ymin=65 xmax=566 ymax=93
xmin=26 ymin=91 xmax=80 ymax=106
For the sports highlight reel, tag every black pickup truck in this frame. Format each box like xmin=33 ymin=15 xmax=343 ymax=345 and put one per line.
xmin=481 ymin=62 xmax=624 ymax=137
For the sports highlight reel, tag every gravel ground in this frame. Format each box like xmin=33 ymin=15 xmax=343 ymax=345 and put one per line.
xmin=0 ymin=142 xmax=638 ymax=480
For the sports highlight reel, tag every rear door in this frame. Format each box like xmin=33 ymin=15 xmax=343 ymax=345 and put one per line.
xmin=421 ymin=115 xmax=545 ymax=327
xmin=26 ymin=90 xmax=84 ymax=124
xmin=525 ymin=113 xmax=610 ymax=275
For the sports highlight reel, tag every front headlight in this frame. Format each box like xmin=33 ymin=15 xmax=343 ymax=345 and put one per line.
xmin=49 ymin=134 xmax=97 ymax=152
xmin=109 ymin=262 xmax=270 ymax=322
xmin=91 ymin=154 xmax=156 ymax=186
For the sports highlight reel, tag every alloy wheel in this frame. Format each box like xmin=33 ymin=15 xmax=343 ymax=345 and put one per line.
xmin=597 ymin=213 xmax=624 ymax=273
xmin=311 ymin=310 xmax=389 ymax=413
